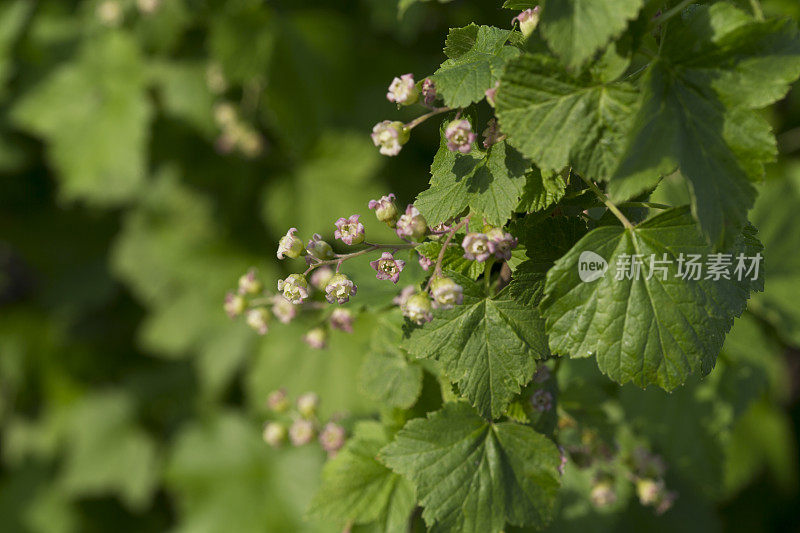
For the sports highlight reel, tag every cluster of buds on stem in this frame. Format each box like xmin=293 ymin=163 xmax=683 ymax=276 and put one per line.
xmin=213 ymin=102 xmax=264 ymax=158
xmin=262 ymin=390 xmax=346 ymax=456
xmin=462 ymin=227 xmax=518 ymax=262
xmin=630 ymin=447 xmax=677 ymax=515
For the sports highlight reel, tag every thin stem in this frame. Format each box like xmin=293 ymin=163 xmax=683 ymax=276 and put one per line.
xmin=649 ymin=0 xmax=694 ymax=30
xmin=425 ymin=216 xmax=470 ymax=291
xmin=303 ymin=243 xmax=417 ymax=275
xmin=405 ymin=107 xmax=452 ymax=130
xmin=579 ymin=174 xmax=635 ymax=230
xmin=749 ymin=0 xmax=764 ymax=20
xmin=619 ymin=201 xmax=672 ymax=210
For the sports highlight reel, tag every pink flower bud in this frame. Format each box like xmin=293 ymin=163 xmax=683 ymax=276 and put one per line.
xmin=418 ymin=255 xmax=433 ymax=271
xmin=368 ymin=194 xmax=399 ymax=227
xmin=422 ymin=78 xmax=437 ymax=106
xmin=238 ymin=268 xmax=263 ymax=295
xmin=486 ymin=82 xmax=500 ymax=108
xmin=224 ymin=292 xmax=246 ymax=318
xmin=387 ymin=74 xmax=419 ymax=105
xmin=430 ymin=276 xmax=464 ymax=309
xmin=403 ymin=293 xmax=433 ymax=325
xmin=590 ymin=480 xmax=617 ymax=507
xmin=319 ymin=422 xmax=346 ymax=454
xmin=267 ymin=388 xmax=289 ymax=413
xmin=271 ymin=295 xmax=297 ymax=324
xmin=636 ymin=479 xmax=663 ymax=506
xmin=395 ymin=205 xmax=428 ymax=242
xmin=310 ymin=266 xmax=335 ymax=290
xmin=482 ymin=118 xmax=502 ymax=149
xmin=371 ymin=120 xmax=410 ymax=157
xmin=303 ymin=327 xmax=328 ymax=350
xmin=325 ymin=274 xmax=357 ymax=304
xmin=485 ymin=227 xmax=518 ymax=261
xmin=531 ymin=389 xmax=553 ymax=412
xmin=370 ymin=251 xmax=406 ymax=284
xmin=445 ymin=119 xmax=476 ymax=154
xmin=289 ymin=419 xmax=315 ymax=446
xmin=297 ymin=392 xmax=320 ymax=418
xmin=245 ymin=307 xmax=270 ymax=335
xmin=393 ymin=285 xmax=417 ymax=307
xmin=513 ymin=6 xmax=541 ymax=37
xmin=277 ymin=274 xmax=309 ymax=304
xmin=329 ymin=308 xmax=355 ymax=333
xmin=334 ymin=215 xmax=366 ymax=245
xmin=277 ymin=228 xmax=304 ymax=259
xmin=461 ymin=233 xmax=494 ymax=262
xmin=306 ymin=233 xmax=335 ymax=260
xmin=263 ymin=422 xmax=287 ymax=447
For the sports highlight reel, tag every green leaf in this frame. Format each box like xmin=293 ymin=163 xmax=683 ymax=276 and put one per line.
xmin=359 ymin=312 xmax=424 ymax=410
xmin=0 ymin=0 xmax=32 ymax=97
xmin=516 ymin=168 xmax=567 ymax=213
xmin=416 ymin=241 xmax=483 ymax=279
xmin=432 ymin=24 xmax=520 ymax=108
xmin=540 ymin=0 xmax=644 ymax=68
xmin=496 ymin=53 xmax=638 ymax=179
xmin=609 ymin=4 xmax=800 ymax=245
xmin=380 ymin=402 xmax=561 ymax=533
xmin=11 ymin=31 xmax=152 ymax=205
xmin=415 ymin=134 xmax=530 ymax=227
xmin=402 ymin=273 xmax=549 ymax=418
xmin=308 ymin=422 xmax=415 ymax=531
xmin=540 ymin=207 xmax=762 ymax=390
xmin=748 ymin=163 xmax=800 ymax=345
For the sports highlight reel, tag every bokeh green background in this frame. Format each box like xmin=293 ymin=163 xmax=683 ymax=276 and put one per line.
xmin=1 ymin=0 xmax=800 ymax=531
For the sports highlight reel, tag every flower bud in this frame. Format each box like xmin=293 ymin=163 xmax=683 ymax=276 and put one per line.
xmin=277 ymin=228 xmax=304 ymax=259
xmin=368 ymin=194 xmax=400 ymax=227
xmin=245 ymin=307 xmax=270 ymax=335
xmin=289 ymin=419 xmax=315 ymax=446
xmin=329 ymin=308 xmax=355 ymax=333
xmin=403 ymin=293 xmax=433 ymax=325
xmin=418 ymin=255 xmax=433 ymax=271
xmin=513 ymin=7 xmax=541 ymax=38
xmin=97 ymin=0 xmax=123 ymax=26
xmin=297 ymin=392 xmax=320 ymax=418
xmin=461 ymin=233 xmax=494 ymax=262
xmin=334 ymin=215 xmax=365 ymax=246
xmin=271 ymin=295 xmax=297 ymax=324
xmin=393 ymin=285 xmax=417 ymax=307
xmin=590 ymin=480 xmax=617 ymax=507
xmin=263 ymin=422 xmax=287 ymax=447
xmin=370 ymin=252 xmax=406 ymax=284
xmin=224 ymin=292 xmax=246 ymax=318
xmin=445 ymin=119 xmax=477 ymax=154
xmin=205 ymin=62 xmax=227 ymax=94
xmin=371 ymin=121 xmax=410 ymax=157
xmin=485 ymin=81 xmax=499 ymax=108
xmin=238 ymin=268 xmax=263 ymax=295
xmin=319 ymin=422 xmax=346 ymax=454
xmin=430 ymin=276 xmax=464 ymax=309
xmin=303 ymin=327 xmax=328 ymax=350
xmin=277 ymin=274 xmax=309 ymax=304
xmin=267 ymin=388 xmax=289 ymax=413
xmin=310 ymin=266 xmax=335 ymax=290
xmin=482 ymin=118 xmax=502 ymax=149
xmin=395 ymin=205 xmax=428 ymax=242
xmin=533 ymin=365 xmax=551 ymax=384
xmin=306 ymin=233 xmax=335 ymax=260
xmin=325 ymin=274 xmax=357 ymax=304
xmin=214 ymin=102 xmax=237 ymax=127
xmin=137 ymin=0 xmax=160 ymax=14
xmin=531 ymin=389 xmax=553 ymax=412
xmin=421 ymin=78 xmax=437 ymax=106
xmin=636 ymin=478 xmax=663 ymax=507
xmin=485 ymin=227 xmax=518 ymax=261
xmin=387 ymin=74 xmax=419 ymax=106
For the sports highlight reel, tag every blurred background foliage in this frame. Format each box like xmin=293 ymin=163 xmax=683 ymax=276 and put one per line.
xmin=0 ymin=0 xmax=799 ymax=531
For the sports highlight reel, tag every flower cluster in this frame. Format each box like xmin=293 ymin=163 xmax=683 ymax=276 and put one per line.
xmin=213 ymin=102 xmax=264 ymax=158
xmin=262 ymin=389 xmax=346 ymax=456
xmin=462 ymin=227 xmax=518 ymax=262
